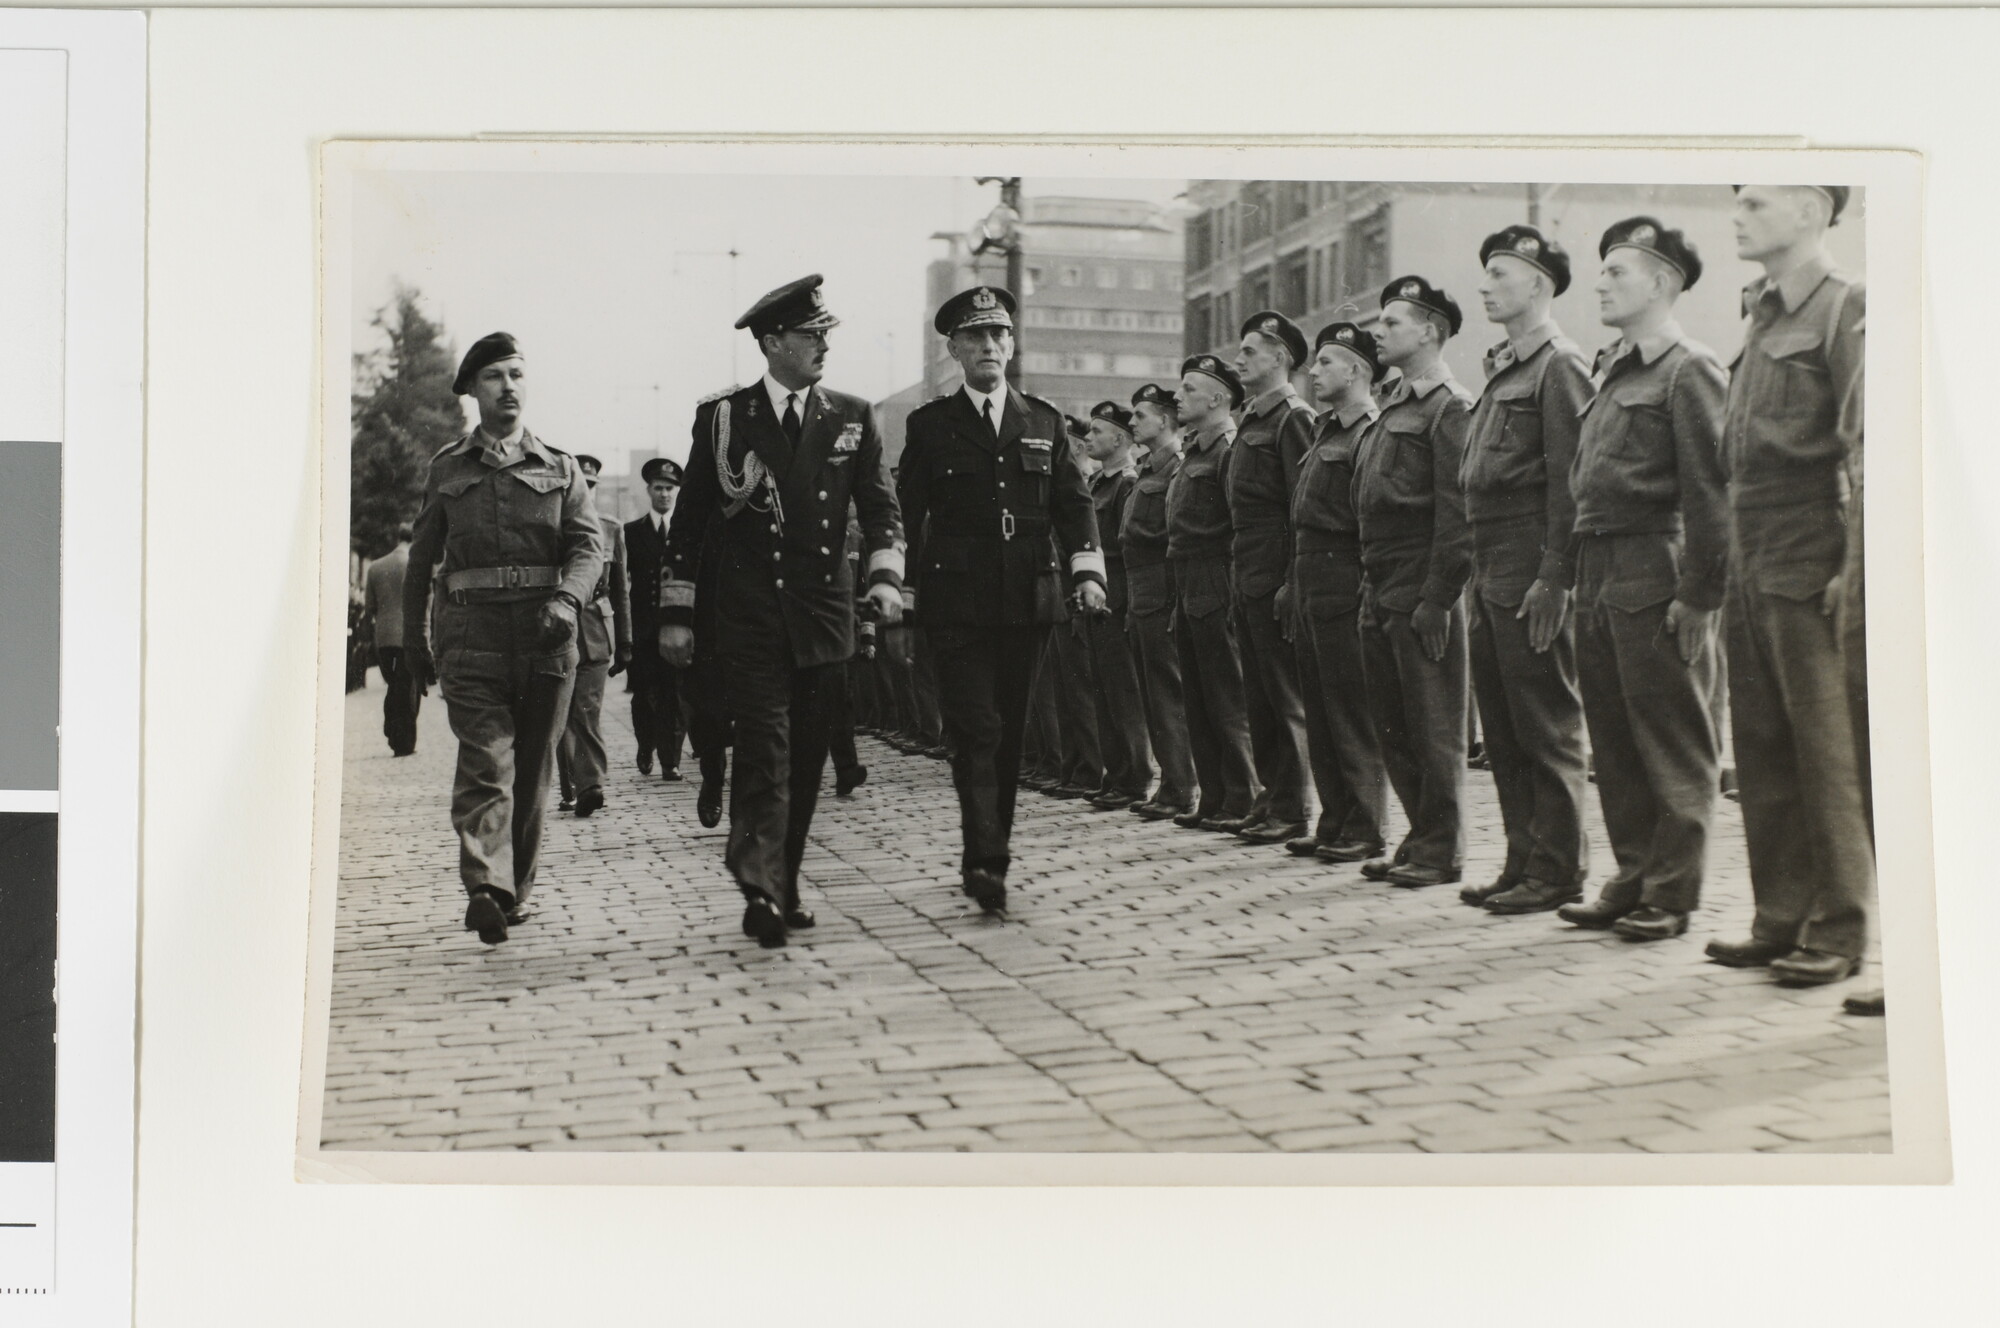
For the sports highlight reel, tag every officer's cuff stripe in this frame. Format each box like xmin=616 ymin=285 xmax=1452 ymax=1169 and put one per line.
xmin=901 ymin=588 xmax=917 ymax=612
xmin=867 ymin=547 xmax=906 ymax=579
xmin=1070 ymin=550 xmax=1108 ymax=579
xmin=659 ymin=579 xmax=696 ymax=610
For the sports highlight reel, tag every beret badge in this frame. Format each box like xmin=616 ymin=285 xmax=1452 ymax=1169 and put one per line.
xmin=1399 ymin=280 xmax=1422 ymax=299
xmin=1630 ymin=223 xmax=1658 ymax=246
xmin=1515 ymin=235 xmax=1541 ymax=257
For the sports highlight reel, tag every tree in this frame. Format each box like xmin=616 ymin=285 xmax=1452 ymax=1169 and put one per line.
xmin=350 ymin=284 xmax=461 ymax=559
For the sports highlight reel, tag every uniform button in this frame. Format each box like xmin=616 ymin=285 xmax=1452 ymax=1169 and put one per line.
xmin=769 ymin=524 xmax=778 ymax=534
xmin=820 ymin=546 xmax=829 ymax=555
xmin=820 ymin=519 xmax=829 ymax=529
xmin=772 ymin=551 xmax=781 ymax=560
xmin=818 ymin=491 xmax=827 ymax=501
xmin=775 ymin=578 xmax=784 ymax=588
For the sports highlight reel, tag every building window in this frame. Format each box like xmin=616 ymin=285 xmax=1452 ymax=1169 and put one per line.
xmin=1186 ymin=210 xmax=1213 ymax=270
xmin=1024 ymin=265 xmax=1042 ymax=296
xmin=1320 ymin=243 xmax=1341 ymax=306
xmin=1166 ymin=270 xmax=1183 ymax=293
xmin=1344 ymin=204 xmax=1390 ymax=298
xmin=1240 ymin=266 xmax=1272 ymax=318
xmin=1215 ymin=291 xmax=1234 ymax=346
xmin=1096 ymin=266 xmax=1119 ymax=288
xmin=1132 ymin=267 xmax=1156 ymax=291
xmin=1239 ymin=182 xmax=1272 ymax=244
xmin=1185 ymin=296 xmax=1211 ymax=358
xmin=1277 ymin=181 xmax=1311 ymax=228
xmin=1277 ymin=250 xmax=1310 ymax=316
xmin=1059 ymin=265 xmax=1082 ymax=287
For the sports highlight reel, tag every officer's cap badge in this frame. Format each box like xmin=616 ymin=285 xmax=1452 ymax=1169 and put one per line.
xmin=972 ymin=287 xmax=997 ymax=310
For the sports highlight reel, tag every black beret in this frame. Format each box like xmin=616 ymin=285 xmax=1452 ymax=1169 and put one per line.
xmin=453 ymin=332 xmax=522 ymax=396
xmin=640 ymin=457 xmax=683 ymax=487
xmin=1090 ymin=401 xmax=1135 ymax=434
xmin=573 ymin=453 xmax=603 ymax=473
xmin=1180 ymin=354 xmax=1245 ymax=409
xmin=1600 ymin=215 xmax=1703 ymax=289
xmin=1380 ymin=275 xmax=1463 ymax=337
xmin=1313 ymin=321 xmax=1386 ymax=382
xmin=1131 ymin=383 xmax=1179 ymax=415
xmin=1479 ymin=224 xmax=1571 ymax=297
xmin=736 ymin=273 xmax=839 ymax=339
xmin=1730 ymin=184 xmax=1850 ymax=225
xmin=1239 ymin=310 xmax=1309 ymax=369
xmin=934 ymin=285 xmax=1017 ymax=337
xmin=1064 ymin=414 xmax=1091 ymax=442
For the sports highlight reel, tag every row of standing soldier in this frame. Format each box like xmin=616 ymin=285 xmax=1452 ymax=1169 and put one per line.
xmin=396 ymin=184 xmax=1875 ymax=1012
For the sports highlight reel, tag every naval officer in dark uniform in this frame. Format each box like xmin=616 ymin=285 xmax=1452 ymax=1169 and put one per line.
xmin=895 ymin=285 xmax=1108 ymax=914
xmin=402 ymin=332 xmax=606 ymax=944
xmin=658 ymin=275 xmax=905 ymax=948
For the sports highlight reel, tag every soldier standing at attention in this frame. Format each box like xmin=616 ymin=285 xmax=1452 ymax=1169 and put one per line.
xmin=1167 ymin=355 xmax=1261 ymax=833
xmin=1287 ymin=323 xmax=1389 ymax=865
xmin=624 ymin=458 xmax=686 ymax=780
xmin=895 ymin=285 xmax=1107 ymax=915
xmin=1038 ymin=416 xmax=1106 ymax=802
xmin=658 ymin=275 xmax=905 ymax=948
xmin=1555 ymin=218 xmax=1730 ymax=941
xmin=1120 ymin=383 xmax=1198 ymax=821
xmin=1080 ymin=401 xmax=1155 ymax=811
xmin=1458 ymin=227 xmax=1595 ymax=916
xmin=1227 ymin=312 xmax=1318 ymax=847
xmin=1705 ymin=186 xmax=1872 ymax=987
xmin=402 ymin=333 xmax=605 ymax=944
xmin=554 ymin=454 xmax=632 ymax=817
xmin=1352 ymin=277 xmax=1475 ymax=889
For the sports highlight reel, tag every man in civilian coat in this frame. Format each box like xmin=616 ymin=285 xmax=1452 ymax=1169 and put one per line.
xmin=364 ymin=523 xmax=420 ymax=756
xmin=624 ymin=457 xmax=686 ymax=778
xmin=659 ymin=275 xmax=905 ymax=948
xmin=894 ymin=285 xmax=1108 ymax=915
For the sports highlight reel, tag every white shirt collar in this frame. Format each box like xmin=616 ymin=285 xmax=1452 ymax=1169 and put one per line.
xmin=763 ymin=373 xmax=808 ymax=421
xmin=962 ymin=381 xmax=1007 ymax=425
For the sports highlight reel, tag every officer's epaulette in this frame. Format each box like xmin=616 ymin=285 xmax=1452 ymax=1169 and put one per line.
xmin=429 ymin=434 xmax=469 ymax=461
xmin=697 ymin=384 xmax=743 ymax=407
xmin=1023 ymin=391 xmax=1063 ymax=416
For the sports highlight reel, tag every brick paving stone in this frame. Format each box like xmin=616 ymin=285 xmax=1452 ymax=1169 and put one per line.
xmin=318 ymin=678 xmax=1894 ymax=1154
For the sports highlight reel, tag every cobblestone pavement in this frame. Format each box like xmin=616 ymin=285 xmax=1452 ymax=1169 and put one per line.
xmin=320 ymin=673 xmax=1890 ymax=1154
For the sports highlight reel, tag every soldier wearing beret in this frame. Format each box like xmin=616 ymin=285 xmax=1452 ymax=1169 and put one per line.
xmin=1121 ymin=383 xmax=1199 ymax=820
xmin=658 ymin=275 xmax=906 ymax=948
xmin=1705 ymin=186 xmax=1874 ymax=987
xmin=554 ymin=454 xmax=632 ymax=817
xmin=1079 ymin=400 xmax=1157 ymax=810
xmin=1228 ymin=312 xmax=1318 ymax=848
xmin=895 ymin=285 xmax=1108 ymax=914
xmin=1352 ymin=277 xmax=1475 ymax=889
xmin=1290 ymin=323 xmax=1390 ymax=864
xmin=401 ymin=333 xmax=606 ymax=944
xmin=1458 ymin=225 xmax=1596 ymax=915
xmin=625 ymin=456 xmax=689 ymax=784
xmin=1168 ymin=354 xmax=1262 ymax=833
xmin=1555 ymin=217 xmax=1731 ymax=942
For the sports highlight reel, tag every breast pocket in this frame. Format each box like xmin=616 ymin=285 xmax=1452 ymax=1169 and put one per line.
xmin=1381 ymin=417 xmax=1434 ymax=500
xmin=507 ymin=468 xmax=568 ymax=529
xmin=1757 ymin=328 xmax=1831 ymax=420
xmin=1605 ymin=383 xmax=1672 ymax=464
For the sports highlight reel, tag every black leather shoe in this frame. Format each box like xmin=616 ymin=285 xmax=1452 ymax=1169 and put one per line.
xmin=1018 ymin=772 xmax=1054 ymax=790
xmin=464 ymin=889 xmax=510 ymax=945
xmin=1046 ymin=783 xmax=1092 ymax=800
xmin=1173 ymin=809 xmax=1211 ymax=829
xmin=1286 ymin=835 xmax=1330 ymax=857
xmin=1202 ymin=813 xmax=1255 ymax=833
xmin=464 ymin=894 xmax=529 ymax=932
xmin=1360 ymin=858 xmax=1398 ymax=881
xmin=1843 ymin=988 xmax=1886 ymax=1016
xmin=1240 ymin=819 xmax=1307 ymax=845
xmin=743 ymin=897 xmax=787 ymax=948
xmin=557 ymin=796 xmax=574 ymax=812
xmin=1089 ymin=790 xmax=1139 ymax=810
xmin=1132 ymin=801 xmax=1188 ymax=822
xmin=1466 ymin=742 xmax=1490 ymax=770
xmin=1557 ymin=896 xmax=1633 ymax=930
xmin=573 ymin=789 xmax=604 ymax=818
xmin=1315 ymin=839 xmax=1384 ymax=864
xmin=1459 ymin=873 xmax=1518 ymax=906
xmin=1770 ymin=949 xmax=1861 ymax=987
xmin=963 ymin=867 xmax=1007 ymax=915
xmin=1612 ymin=905 xmax=1690 ymax=941
xmin=783 ymin=907 xmax=816 ymax=930
xmin=1387 ymin=863 xmax=1462 ymax=889
xmin=1482 ymin=877 xmax=1580 ymax=914
xmin=661 ymin=766 xmax=684 ymax=782
xmin=921 ymin=743 xmax=950 ymax=760
xmin=636 ymin=751 xmax=654 ymax=775
xmin=835 ymin=764 xmax=868 ymax=796
xmin=697 ymin=778 xmax=723 ymax=829
xmin=1706 ymin=936 xmax=1792 ymax=968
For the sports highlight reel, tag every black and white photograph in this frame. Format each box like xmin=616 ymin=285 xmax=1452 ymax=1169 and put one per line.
xmin=303 ymin=139 xmax=1934 ymax=1179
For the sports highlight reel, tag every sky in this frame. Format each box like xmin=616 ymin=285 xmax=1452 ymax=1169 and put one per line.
xmin=349 ymin=170 xmax=1186 ymax=474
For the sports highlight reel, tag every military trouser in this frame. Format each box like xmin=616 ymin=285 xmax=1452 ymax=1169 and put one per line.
xmin=556 ymin=656 xmax=611 ymax=800
xmin=376 ymin=646 xmax=421 ymax=756
xmin=1053 ymin=615 xmax=1104 ymax=789
xmin=439 ymin=656 xmax=575 ymax=904
xmin=1234 ymin=588 xmax=1313 ymax=824
xmin=719 ymin=636 xmax=833 ymax=913
xmin=1726 ymin=499 xmax=1875 ymax=959
xmin=1573 ymin=534 xmax=1719 ymax=913
xmin=931 ymin=624 xmax=1049 ymax=876
xmin=1360 ymin=602 xmax=1467 ymax=872
xmin=1841 ymin=482 xmax=1872 ymax=835
xmin=1170 ymin=559 xmax=1259 ymax=819
xmin=683 ymin=651 xmax=731 ymax=792
xmin=1127 ymin=604 xmax=1197 ymax=811
xmin=1293 ymin=549 xmax=1385 ymax=847
xmin=1023 ymin=635 xmax=1062 ymax=779
xmin=911 ymin=630 xmax=946 ymax=746
xmin=1086 ymin=608 xmax=1154 ymax=799
xmin=628 ymin=649 xmax=685 ymax=772
xmin=1466 ymin=561 xmax=1590 ymax=887
xmin=827 ymin=657 xmax=862 ymax=780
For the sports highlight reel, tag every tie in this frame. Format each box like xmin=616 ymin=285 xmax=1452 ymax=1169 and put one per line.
xmin=782 ymin=393 xmax=802 ymax=448
xmin=982 ymin=397 xmax=997 ymax=438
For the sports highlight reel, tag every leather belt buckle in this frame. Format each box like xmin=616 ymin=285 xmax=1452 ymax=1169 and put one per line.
xmin=504 ymin=565 xmax=524 ymax=588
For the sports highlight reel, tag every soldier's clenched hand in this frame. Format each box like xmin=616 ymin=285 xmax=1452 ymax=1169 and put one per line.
xmin=865 ymin=582 xmax=903 ymax=627
xmin=1662 ymin=599 xmax=1716 ymax=666
xmin=535 ymin=595 xmax=579 ymax=651
xmin=405 ymin=640 xmax=438 ymax=690
xmin=1077 ymin=580 xmax=1109 ymax=616
xmin=1516 ymin=579 xmax=1571 ymax=654
xmin=1412 ymin=601 xmax=1450 ymax=662
xmin=659 ymin=624 xmax=695 ymax=669
xmin=609 ymin=641 xmax=632 ymax=676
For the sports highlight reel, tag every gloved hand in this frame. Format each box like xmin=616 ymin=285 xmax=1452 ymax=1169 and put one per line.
xmin=536 ymin=595 xmax=579 ymax=652
xmin=609 ymin=641 xmax=632 ymax=676
xmin=865 ymin=582 xmax=904 ymax=626
xmin=660 ymin=624 xmax=695 ymax=669
xmin=1077 ymin=579 xmax=1109 ymax=617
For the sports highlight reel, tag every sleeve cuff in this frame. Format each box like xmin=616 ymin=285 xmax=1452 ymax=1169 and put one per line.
xmin=659 ymin=578 xmax=696 ymax=611
xmin=1536 ymin=552 xmax=1575 ymax=589
xmin=866 ymin=546 xmax=906 ymax=579
xmin=1069 ymin=549 xmax=1107 ymax=580
xmin=866 ymin=568 xmax=904 ymax=592
xmin=1675 ymin=576 xmax=1725 ymax=613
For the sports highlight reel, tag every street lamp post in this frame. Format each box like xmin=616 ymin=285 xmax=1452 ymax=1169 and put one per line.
xmin=974 ymin=176 xmax=1025 ymax=388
